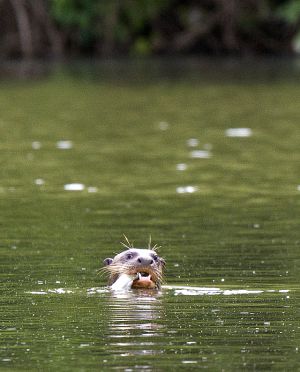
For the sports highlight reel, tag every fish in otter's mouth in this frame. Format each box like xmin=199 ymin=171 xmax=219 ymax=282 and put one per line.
xmin=101 ymin=241 xmax=165 ymax=290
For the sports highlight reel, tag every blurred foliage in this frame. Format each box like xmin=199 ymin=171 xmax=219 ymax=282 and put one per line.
xmin=50 ymin=0 xmax=171 ymax=54
xmin=275 ymin=0 xmax=300 ymax=53
xmin=277 ymin=0 xmax=300 ymax=23
xmin=1 ymin=0 xmax=300 ymax=59
xmin=50 ymin=0 xmax=100 ymax=46
xmin=49 ymin=0 xmax=300 ymax=56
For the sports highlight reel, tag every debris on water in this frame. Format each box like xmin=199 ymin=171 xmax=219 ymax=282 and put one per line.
xmin=225 ymin=128 xmax=252 ymax=137
xmin=176 ymin=186 xmax=198 ymax=194
xmin=64 ymin=183 xmax=85 ymax=191
xmin=187 ymin=138 xmax=199 ymax=147
xmin=34 ymin=178 xmax=45 ymax=186
xmin=297 ymin=185 xmax=300 ymax=191
xmin=32 ymin=141 xmax=41 ymax=150
xmin=176 ymin=163 xmax=187 ymax=171
xmin=56 ymin=140 xmax=73 ymax=149
xmin=190 ymin=150 xmax=211 ymax=159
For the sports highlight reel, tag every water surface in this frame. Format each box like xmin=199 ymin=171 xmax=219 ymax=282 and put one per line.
xmin=1 ymin=60 xmax=300 ymax=370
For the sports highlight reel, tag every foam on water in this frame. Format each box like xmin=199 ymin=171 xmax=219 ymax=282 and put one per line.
xmin=176 ymin=163 xmax=187 ymax=171
xmin=56 ymin=140 xmax=73 ymax=149
xmin=87 ymin=186 xmax=98 ymax=193
xmin=31 ymin=141 xmax=42 ymax=150
xmin=225 ymin=128 xmax=252 ymax=137
xmin=190 ymin=150 xmax=212 ymax=159
xmin=27 ymin=286 xmax=290 ymax=296
xmin=187 ymin=138 xmax=199 ymax=147
xmin=158 ymin=121 xmax=169 ymax=131
xmin=34 ymin=179 xmax=45 ymax=186
xmin=176 ymin=186 xmax=198 ymax=194
xmin=64 ymin=183 xmax=85 ymax=191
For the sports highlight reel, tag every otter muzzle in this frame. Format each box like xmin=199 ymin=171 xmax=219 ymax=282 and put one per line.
xmin=132 ymin=272 xmax=157 ymax=289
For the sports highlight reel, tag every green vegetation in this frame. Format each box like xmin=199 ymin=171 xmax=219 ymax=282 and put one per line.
xmin=1 ymin=0 xmax=300 ymax=59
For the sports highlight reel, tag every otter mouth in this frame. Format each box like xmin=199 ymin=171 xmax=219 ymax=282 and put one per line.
xmin=139 ymin=271 xmax=150 ymax=278
xmin=131 ymin=270 xmax=157 ymax=289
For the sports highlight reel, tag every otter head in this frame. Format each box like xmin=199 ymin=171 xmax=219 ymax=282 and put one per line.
xmin=103 ymin=248 xmax=165 ymax=290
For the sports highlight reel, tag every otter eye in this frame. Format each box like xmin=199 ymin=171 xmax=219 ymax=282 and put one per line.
xmin=126 ymin=253 xmax=133 ymax=260
xmin=153 ymin=255 xmax=158 ymax=261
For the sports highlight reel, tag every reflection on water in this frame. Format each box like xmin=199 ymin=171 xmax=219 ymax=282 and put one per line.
xmin=23 ymin=285 xmax=297 ymax=370
xmin=106 ymin=290 xmax=164 ymax=358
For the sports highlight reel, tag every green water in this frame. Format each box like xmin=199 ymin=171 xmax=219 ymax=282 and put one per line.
xmin=1 ymin=60 xmax=300 ymax=370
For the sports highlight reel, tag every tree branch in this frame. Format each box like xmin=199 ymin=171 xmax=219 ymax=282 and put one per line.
xmin=9 ymin=0 xmax=33 ymax=58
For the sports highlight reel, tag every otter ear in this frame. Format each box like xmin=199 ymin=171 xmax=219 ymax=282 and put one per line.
xmin=160 ymin=258 xmax=166 ymax=267
xmin=103 ymin=258 xmax=113 ymax=266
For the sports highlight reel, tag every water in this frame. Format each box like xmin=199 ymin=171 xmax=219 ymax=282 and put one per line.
xmin=1 ymin=60 xmax=300 ymax=370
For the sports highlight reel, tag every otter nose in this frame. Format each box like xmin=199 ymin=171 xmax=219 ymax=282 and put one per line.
xmin=137 ymin=257 xmax=153 ymax=266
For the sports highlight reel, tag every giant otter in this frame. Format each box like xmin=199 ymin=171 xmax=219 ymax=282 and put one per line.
xmin=103 ymin=244 xmax=165 ymax=290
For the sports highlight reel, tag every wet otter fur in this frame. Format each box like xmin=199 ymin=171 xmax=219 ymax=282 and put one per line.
xmin=102 ymin=237 xmax=165 ymax=290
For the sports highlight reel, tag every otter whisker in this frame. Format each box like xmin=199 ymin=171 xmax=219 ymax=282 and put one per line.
xmin=105 ymin=263 xmax=133 ymax=274
xmin=120 ymin=242 xmax=130 ymax=249
xmin=148 ymin=234 xmax=152 ymax=250
xmin=152 ymin=244 xmax=162 ymax=251
xmin=123 ymin=234 xmax=133 ymax=248
xmin=158 ymin=275 xmax=165 ymax=285
xmin=97 ymin=267 xmax=111 ymax=276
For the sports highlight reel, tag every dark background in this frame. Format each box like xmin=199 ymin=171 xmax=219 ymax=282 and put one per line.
xmin=1 ymin=0 xmax=300 ymax=60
